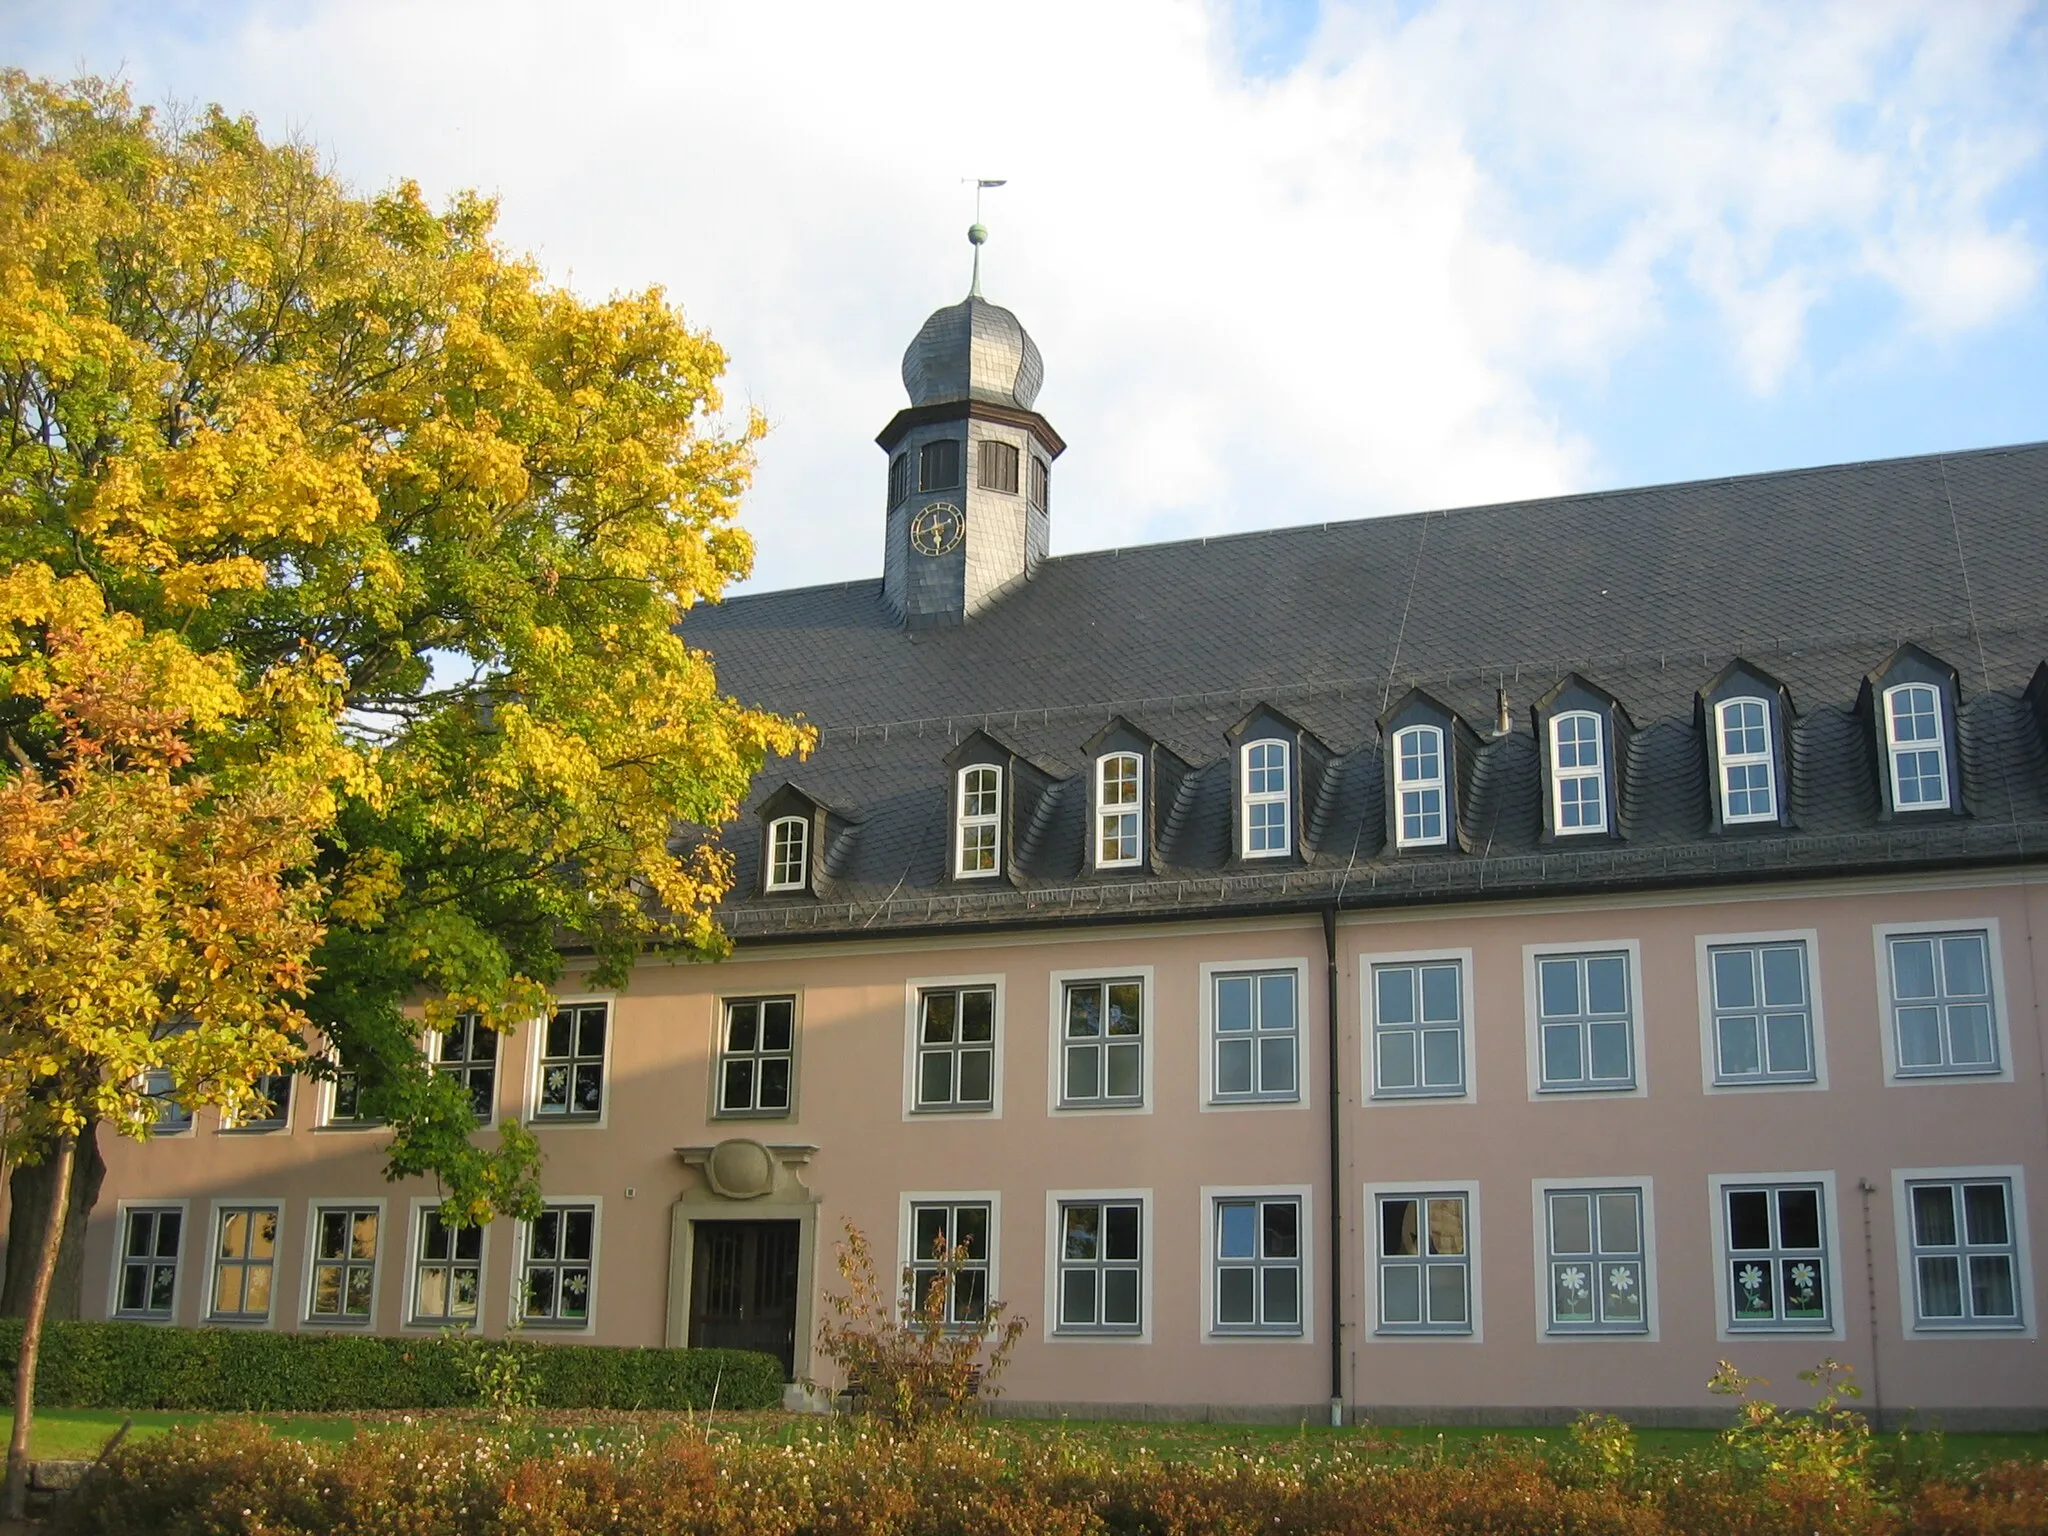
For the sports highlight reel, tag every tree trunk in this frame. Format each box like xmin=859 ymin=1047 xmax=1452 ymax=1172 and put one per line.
xmin=1 ymin=1120 xmax=103 ymax=1320
xmin=7 ymin=1129 xmax=75 ymax=1521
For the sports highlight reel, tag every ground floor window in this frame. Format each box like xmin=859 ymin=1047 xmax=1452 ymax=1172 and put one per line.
xmin=1056 ymin=1199 xmax=1142 ymax=1334
xmin=1376 ymin=1191 xmax=1470 ymax=1334
xmin=1723 ymin=1182 xmax=1828 ymax=1330
xmin=209 ymin=1205 xmax=278 ymax=1322
xmin=908 ymin=1200 xmax=991 ymax=1323
xmin=1907 ymin=1177 xmax=2022 ymax=1329
xmin=1545 ymin=1186 xmax=1647 ymax=1334
xmin=412 ymin=1208 xmax=483 ymax=1325
xmin=1213 ymin=1195 xmax=1302 ymax=1334
xmin=308 ymin=1205 xmax=380 ymax=1323
xmin=115 ymin=1207 xmax=182 ymax=1320
xmin=522 ymin=1204 xmax=596 ymax=1325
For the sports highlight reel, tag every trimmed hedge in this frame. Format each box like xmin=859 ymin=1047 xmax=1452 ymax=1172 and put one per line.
xmin=0 ymin=1319 xmax=782 ymax=1412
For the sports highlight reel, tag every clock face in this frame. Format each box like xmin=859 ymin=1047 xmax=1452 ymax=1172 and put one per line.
xmin=909 ymin=502 xmax=965 ymax=557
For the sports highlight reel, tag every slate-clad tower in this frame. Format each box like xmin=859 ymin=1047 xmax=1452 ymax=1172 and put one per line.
xmin=878 ymin=226 xmax=1064 ymax=627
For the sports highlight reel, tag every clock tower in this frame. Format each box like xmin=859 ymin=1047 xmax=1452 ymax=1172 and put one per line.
xmin=879 ymin=223 xmax=1064 ymax=628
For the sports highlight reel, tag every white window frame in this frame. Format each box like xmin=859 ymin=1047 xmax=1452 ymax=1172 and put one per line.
xmin=1362 ymin=947 xmax=1475 ymax=1103
xmin=1392 ymin=724 xmax=1449 ymax=849
xmin=1532 ymin=1178 xmax=1657 ymax=1341
xmin=108 ymin=1198 xmax=190 ymax=1325
xmin=1708 ymin=1171 xmax=1845 ymax=1342
xmin=428 ymin=1012 xmax=499 ymax=1126
xmin=1714 ymin=697 xmax=1778 ymax=824
xmin=318 ymin=1055 xmax=382 ymax=1129
xmin=222 ymin=1070 xmax=294 ymax=1133
xmin=713 ymin=993 xmax=799 ymax=1119
xmin=1201 ymin=1185 xmax=1315 ymax=1342
xmin=1891 ymin=1165 xmax=2035 ymax=1341
xmin=1095 ymin=752 xmax=1143 ymax=870
xmin=1694 ymin=929 xmax=1828 ymax=1094
xmin=404 ymin=1196 xmax=488 ymax=1330
xmin=1047 ymin=967 xmax=1154 ymax=1116
xmin=301 ymin=1198 xmax=387 ymax=1329
xmin=1522 ymin=940 xmax=1647 ymax=1100
xmin=1549 ymin=710 xmax=1608 ymax=835
xmin=524 ymin=993 xmax=615 ymax=1128
xmin=899 ymin=1190 xmax=1002 ymax=1329
xmin=203 ymin=1198 xmax=284 ymax=1327
xmin=1873 ymin=920 xmax=2011 ymax=1084
xmin=954 ymin=764 xmax=1002 ymax=879
xmin=141 ymin=1065 xmax=195 ymax=1136
xmin=766 ymin=815 xmax=809 ymax=892
xmin=1366 ymin=1181 xmax=1478 ymax=1341
xmin=1198 ymin=958 xmax=1311 ymax=1111
xmin=1240 ymin=739 xmax=1291 ymax=858
xmin=1043 ymin=1188 xmax=1152 ymax=1344
xmin=511 ymin=1196 xmax=602 ymax=1335
xmin=902 ymin=973 xmax=1004 ymax=1120
xmin=1883 ymin=682 xmax=1951 ymax=811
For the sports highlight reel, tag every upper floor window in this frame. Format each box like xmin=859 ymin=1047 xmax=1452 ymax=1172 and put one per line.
xmin=230 ymin=1072 xmax=292 ymax=1131
xmin=536 ymin=1002 xmax=608 ymax=1121
xmin=1715 ymin=698 xmax=1777 ymax=823
xmin=1372 ymin=959 xmax=1465 ymax=1098
xmin=1393 ymin=725 xmax=1447 ymax=848
xmin=1884 ymin=683 xmax=1950 ymax=810
xmin=1096 ymin=753 xmax=1142 ymax=868
xmin=1708 ymin=942 xmax=1815 ymax=1086
xmin=1536 ymin=950 xmax=1636 ymax=1092
xmin=1550 ymin=711 xmax=1607 ymax=834
xmin=915 ymin=985 xmax=996 ymax=1112
xmin=766 ymin=816 xmax=809 ymax=892
xmin=918 ymin=438 xmax=961 ymax=492
xmin=977 ymin=439 xmax=1019 ymax=493
xmin=1029 ymin=456 xmax=1048 ymax=510
xmin=887 ymin=452 xmax=911 ymax=507
xmin=717 ymin=996 xmax=794 ymax=1117
xmin=142 ymin=1063 xmax=193 ymax=1134
xmin=1887 ymin=929 xmax=2000 ymax=1077
xmin=1212 ymin=969 xmax=1299 ymax=1103
xmin=1060 ymin=978 xmax=1144 ymax=1108
xmin=955 ymin=765 xmax=1001 ymax=878
xmin=1241 ymin=740 xmax=1290 ymax=857
xmin=431 ymin=1014 xmax=497 ymax=1124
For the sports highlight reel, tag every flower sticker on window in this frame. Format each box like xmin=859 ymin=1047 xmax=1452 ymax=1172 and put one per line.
xmin=1559 ymin=1266 xmax=1588 ymax=1298
xmin=1738 ymin=1264 xmax=1765 ymax=1295
xmin=1608 ymin=1269 xmax=1635 ymax=1297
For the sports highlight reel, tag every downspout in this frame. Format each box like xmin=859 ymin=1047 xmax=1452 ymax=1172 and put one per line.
xmin=1323 ymin=903 xmax=1344 ymax=1427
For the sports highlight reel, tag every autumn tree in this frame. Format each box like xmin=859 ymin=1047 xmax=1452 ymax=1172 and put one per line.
xmin=0 ymin=72 xmax=810 ymax=1302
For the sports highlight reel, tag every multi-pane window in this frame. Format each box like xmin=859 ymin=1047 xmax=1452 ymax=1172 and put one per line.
xmin=1213 ymin=970 xmax=1299 ymax=1102
xmin=1884 ymin=683 xmax=1949 ymax=809
xmin=236 ymin=1072 xmax=292 ymax=1130
xmin=1708 ymin=943 xmax=1814 ymax=1084
xmin=1242 ymin=740 xmax=1291 ymax=856
xmin=766 ymin=816 xmax=809 ymax=892
xmin=887 ymin=452 xmax=911 ymax=507
xmin=1056 ymin=1200 xmax=1142 ymax=1333
xmin=956 ymin=765 xmax=1001 ymax=878
xmin=522 ymin=1204 xmax=596 ymax=1325
xmin=1888 ymin=931 xmax=1999 ymax=1076
xmin=915 ymin=986 xmax=996 ymax=1111
xmin=1907 ymin=1179 xmax=2022 ymax=1329
xmin=115 ymin=1208 xmax=182 ymax=1320
xmin=1028 ymin=456 xmax=1048 ymax=510
xmin=909 ymin=1201 xmax=991 ymax=1325
xmin=327 ymin=1060 xmax=379 ymax=1125
xmin=210 ymin=1206 xmax=278 ymax=1322
xmin=1061 ymin=979 xmax=1143 ymax=1107
xmin=1096 ymin=753 xmax=1142 ymax=868
xmin=1537 ymin=951 xmax=1635 ymax=1090
xmin=1724 ymin=1183 xmax=1829 ymax=1329
xmin=432 ymin=1014 xmax=498 ymax=1123
xmin=536 ymin=1002 xmax=607 ymax=1120
xmin=978 ymin=438 xmax=1019 ymax=493
xmin=308 ymin=1206 xmax=380 ymax=1323
xmin=1550 ymin=711 xmax=1607 ymax=833
xmin=1214 ymin=1196 xmax=1301 ymax=1333
xmin=1545 ymin=1187 xmax=1647 ymax=1333
xmin=1716 ymin=698 xmax=1777 ymax=822
xmin=412 ymin=1209 xmax=482 ymax=1325
xmin=1394 ymin=725 xmax=1447 ymax=847
xmin=1376 ymin=1193 xmax=1469 ymax=1333
xmin=143 ymin=1066 xmax=193 ymax=1132
xmin=1372 ymin=960 xmax=1464 ymax=1098
xmin=918 ymin=438 xmax=962 ymax=492
xmin=718 ymin=996 xmax=795 ymax=1116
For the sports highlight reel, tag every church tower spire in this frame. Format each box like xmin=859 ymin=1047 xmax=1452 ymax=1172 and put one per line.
xmin=878 ymin=219 xmax=1064 ymax=629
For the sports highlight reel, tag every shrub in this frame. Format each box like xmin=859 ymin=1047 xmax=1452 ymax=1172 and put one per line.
xmin=0 ymin=1318 xmax=780 ymax=1412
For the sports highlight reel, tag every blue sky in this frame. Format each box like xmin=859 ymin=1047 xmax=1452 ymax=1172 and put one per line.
xmin=5 ymin=0 xmax=2045 ymax=593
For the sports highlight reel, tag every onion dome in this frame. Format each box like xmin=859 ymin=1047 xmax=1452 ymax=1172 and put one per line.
xmin=900 ymin=295 xmax=1045 ymax=410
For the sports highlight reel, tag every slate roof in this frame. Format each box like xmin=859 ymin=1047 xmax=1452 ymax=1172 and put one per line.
xmin=683 ymin=441 xmax=2048 ymax=941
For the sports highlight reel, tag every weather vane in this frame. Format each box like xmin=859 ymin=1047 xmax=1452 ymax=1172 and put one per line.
xmin=964 ymin=177 xmax=1006 ymax=296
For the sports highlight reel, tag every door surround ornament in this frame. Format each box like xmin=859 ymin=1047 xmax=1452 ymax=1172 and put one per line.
xmin=666 ymin=1141 xmax=822 ymax=1387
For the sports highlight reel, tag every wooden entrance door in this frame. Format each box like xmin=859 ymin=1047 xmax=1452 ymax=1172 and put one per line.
xmin=687 ymin=1220 xmax=802 ymax=1379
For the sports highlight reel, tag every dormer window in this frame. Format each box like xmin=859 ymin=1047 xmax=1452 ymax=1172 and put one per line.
xmin=1885 ymin=684 xmax=1949 ymax=810
xmin=956 ymin=765 xmax=1001 ymax=877
xmin=918 ymin=438 xmax=961 ymax=492
xmin=978 ymin=439 xmax=1019 ymax=493
xmin=1550 ymin=712 xmax=1607 ymax=834
xmin=887 ymin=453 xmax=911 ymax=507
xmin=1096 ymin=752 xmax=1142 ymax=868
xmin=765 ymin=816 xmax=809 ymax=892
xmin=1393 ymin=725 xmax=1447 ymax=848
xmin=1715 ymin=698 xmax=1777 ymax=823
xmin=1242 ymin=740 xmax=1291 ymax=857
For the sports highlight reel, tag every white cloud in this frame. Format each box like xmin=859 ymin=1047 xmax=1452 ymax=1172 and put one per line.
xmin=13 ymin=0 xmax=2044 ymax=587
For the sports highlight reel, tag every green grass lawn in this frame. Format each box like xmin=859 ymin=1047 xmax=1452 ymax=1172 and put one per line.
xmin=2 ymin=1408 xmax=358 ymax=1461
